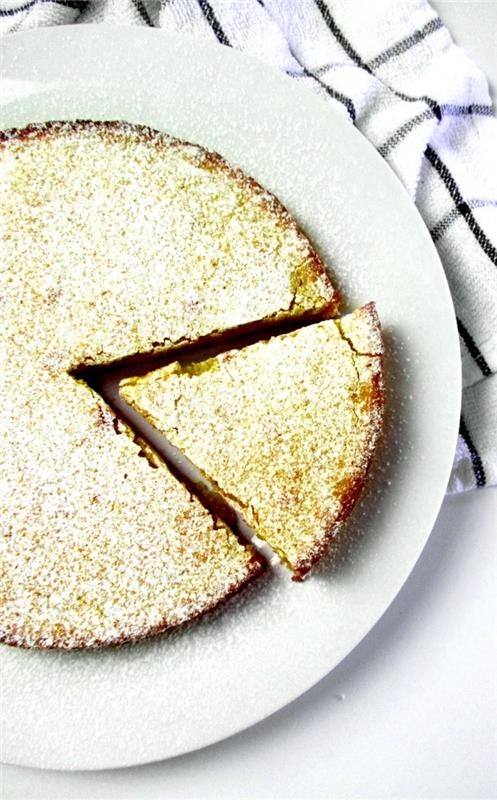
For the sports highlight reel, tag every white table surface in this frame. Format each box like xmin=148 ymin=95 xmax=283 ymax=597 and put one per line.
xmin=2 ymin=2 xmax=497 ymax=798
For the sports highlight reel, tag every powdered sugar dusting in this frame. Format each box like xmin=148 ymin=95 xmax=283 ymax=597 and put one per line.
xmin=1 ymin=119 xmax=342 ymax=648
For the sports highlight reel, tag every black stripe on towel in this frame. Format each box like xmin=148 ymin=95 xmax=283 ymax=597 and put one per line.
xmin=440 ymin=103 xmax=493 ymax=117
xmin=0 ymin=0 xmax=87 ymax=14
xmin=431 ymin=199 xmax=497 ymax=242
xmin=425 ymin=146 xmax=497 ymax=267
xmin=368 ymin=17 xmax=443 ymax=70
xmin=459 ymin=416 xmax=486 ymax=487
xmin=457 ymin=319 xmax=492 ymax=378
xmin=378 ymin=103 xmax=493 ymax=157
xmin=313 ymin=0 xmax=372 ymax=73
xmin=377 ymin=109 xmax=434 ymax=157
xmin=197 ymin=0 xmax=231 ymax=47
xmin=0 ymin=0 xmax=36 ymax=14
xmin=131 ymin=0 xmax=153 ymax=26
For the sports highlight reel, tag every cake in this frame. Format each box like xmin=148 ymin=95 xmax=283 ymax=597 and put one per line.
xmin=0 ymin=119 xmax=339 ymax=649
xmin=0 ymin=118 xmax=380 ymax=649
xmin=120 ymin=304 xmax=384 ymax=579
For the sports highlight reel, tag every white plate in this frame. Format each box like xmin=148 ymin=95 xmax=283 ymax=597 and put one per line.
xmin=0 ymin=26 xmax=461 ymax=771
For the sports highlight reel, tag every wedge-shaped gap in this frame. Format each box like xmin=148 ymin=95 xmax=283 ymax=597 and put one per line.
xmin=69 ymin=305 xmax=336 ymax=384
xmin=75 ymin=304 xmax=381 ymax=578
xmin=70 ymin=308 xmax=342 ymax=570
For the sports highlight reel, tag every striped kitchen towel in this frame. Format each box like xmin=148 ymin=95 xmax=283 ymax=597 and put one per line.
xmin=1 ymin=0 xmax=496 ymax=492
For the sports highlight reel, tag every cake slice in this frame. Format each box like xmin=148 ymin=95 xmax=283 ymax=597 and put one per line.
xmin=121 ymin=304 xmax=384 ymax=579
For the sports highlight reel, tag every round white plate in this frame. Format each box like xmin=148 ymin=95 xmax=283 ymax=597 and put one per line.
xmin=0 ymin=26 xmax=460 ymax=771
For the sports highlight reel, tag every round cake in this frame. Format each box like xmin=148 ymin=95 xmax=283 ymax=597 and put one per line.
xmin=0 ymin=120 xmax=381 ymax=650
xmin=0 ymin=120 xmax=338 ymax=649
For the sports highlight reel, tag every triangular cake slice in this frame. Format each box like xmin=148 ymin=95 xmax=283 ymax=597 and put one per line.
xmin=121 ymin=304 xmax=384 ymax=579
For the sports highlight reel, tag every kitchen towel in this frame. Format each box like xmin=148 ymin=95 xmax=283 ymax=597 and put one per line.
xmin=1 ymin=0 xmax=496 ymax=492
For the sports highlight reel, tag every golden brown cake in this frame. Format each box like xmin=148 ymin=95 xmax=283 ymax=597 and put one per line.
xmin=0 ymin=117 xmax=371 ymax=650
xmin=121 ymin=304 xmax=384 ymax=579
xmin=1 ymin=118 xmax=342 ymax=648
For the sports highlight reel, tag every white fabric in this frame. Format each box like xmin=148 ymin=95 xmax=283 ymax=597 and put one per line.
xmin=1 ymin=0 xmax=496 ymax=491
